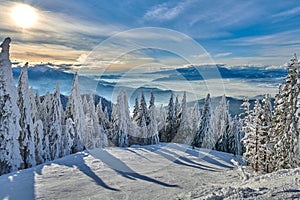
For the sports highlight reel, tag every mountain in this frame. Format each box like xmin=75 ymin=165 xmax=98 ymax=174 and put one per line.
xmin=188 ymin=95 xmax=274 ymax=117
xmin=150 ymin=65 xmax=287 ymax=82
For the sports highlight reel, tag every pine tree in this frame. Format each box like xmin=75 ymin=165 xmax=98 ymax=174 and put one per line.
xmin=242 ymin=99 xmax=262 ymax=172
xmin=111 ymin=90 xmax=131 ymax=147
xmin=215 ymin=95 xmax=231 ymax=152
xmin=62 ymin=118 xmax=75 ymax=156
xmin=133 ymin=96 xmax=139 ymax=120
xmin=174 ymin=92 xmax=192 ymax=144
xmin=193 ymin=93 xmax=214 ymax=149
xmin=148 ymin=91 xmax=159 ymax=144
xmin=40 ymin=92 xmax=51 ymax=161
xmin=190 ymin=102 xmax=200 ymax=144
xmin=0 ymin=38 xmax=22 ymax=175
xmin=271 ymin=54 xmax=300 ymax=170
xmin=17 ymin=63 xmax=36 ymax=168
xmin=29 ymin=88 xmax=45 ymax=165
xmin=229 ymin=116 xmax=243 ymax=156
xmin=259 ymin=94 xmax=273 ymax=172
xmin=65 ymin=73 xmax=85 ymax=153
xmin=48 ymin=82 xmax=63 ymax=160
xmin=162 ymin=93 xmax=176 ymax=142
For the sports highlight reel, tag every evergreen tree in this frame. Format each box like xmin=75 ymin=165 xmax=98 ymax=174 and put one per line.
xmin=242 ymin=99 xmax=262 ymax=172
xmin=162 ymin=93 xmax=176 ymax=142
xmin=193 ymin=93 xmax=214 ymax=149
xmin=148 ymin=91 xmax=159 ymax=144
xmin=17 ymin=63 xmax=36 ymax=168
xmin=40 ymin=92 xmax=51 ymax=161
xmin=111 ymin=90 xmax=131 ymax=147
xmin=174 ymin=92 xmax=192 ymax=144
xmin=215 ymin=95 xmax=231 ymax=152
xmin=133 ymin=96 xmax=139 ymax=120
xmin=229 ymin=116 xmax=243 ymax=156
xmin=271 ymin=54 xmax=300 ymax=170
xmin=65 ymin=73 xmax=86 ymax=153
xmin=48 ymin=82 xmax=63 ymax=160
xmin=190 ymin=102 xmax=200 ymax=144
xmin=0 ymin=38 xmax=22 ymax=175
xmin=29 ymin=88 xmax=45 ymax=165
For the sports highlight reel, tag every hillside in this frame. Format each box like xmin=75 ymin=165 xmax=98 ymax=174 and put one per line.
xmin=0 ymin=143 xmax=299 ymax=199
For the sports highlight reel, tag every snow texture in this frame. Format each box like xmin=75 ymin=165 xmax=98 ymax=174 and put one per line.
xmin=0 ymin=143 xmax=299 ymax=199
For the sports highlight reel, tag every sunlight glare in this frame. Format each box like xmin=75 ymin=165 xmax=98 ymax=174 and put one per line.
xmin=11 ymin=4 xmax=37 ymax=29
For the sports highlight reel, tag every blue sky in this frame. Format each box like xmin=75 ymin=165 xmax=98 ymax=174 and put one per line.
xmin=1 ymin=0 xmax=300 ymax=70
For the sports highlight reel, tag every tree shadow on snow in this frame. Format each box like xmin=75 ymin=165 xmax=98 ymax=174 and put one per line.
xmin=0 ymin=169 xmax=35 ymax=199
xmin=142 ymin=145 xmax=220 ymax=172
xmin=90 ymin=149 xmax=179 ymax=188
xmin=169 ymin=144 xmax=234 ymax=169
xmin=35 ymin=152 xmax=120 ymax=191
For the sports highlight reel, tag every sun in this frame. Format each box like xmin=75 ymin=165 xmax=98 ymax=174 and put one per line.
xmin=11 ymin=4 xmax=37 ymax=29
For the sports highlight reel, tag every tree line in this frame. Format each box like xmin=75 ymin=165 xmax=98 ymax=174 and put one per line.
xmin=1 ymin=37 xmax=299 ymax=176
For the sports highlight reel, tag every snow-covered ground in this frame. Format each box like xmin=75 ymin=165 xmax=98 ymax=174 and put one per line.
xmin=0 ymin=143 xmax=299 ymax=200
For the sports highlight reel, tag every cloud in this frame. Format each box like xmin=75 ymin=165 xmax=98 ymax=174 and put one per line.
xmin=214 ymin=52 xmax=232 ymax=58
xmin=144 ymin=1 xmax=193 ymax=21
xmin=272 ymin=6 xmax=300 ymax=18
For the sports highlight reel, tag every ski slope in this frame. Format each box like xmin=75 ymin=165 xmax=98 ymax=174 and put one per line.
xmin=0 ymin=143 xmax=299 ymax=199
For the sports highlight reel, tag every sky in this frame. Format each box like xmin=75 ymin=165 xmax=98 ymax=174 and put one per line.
xmin=1 ymin=0 xmax=300 ymax=71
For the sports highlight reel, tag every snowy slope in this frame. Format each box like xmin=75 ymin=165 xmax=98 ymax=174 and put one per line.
xmin=0 ymin=143 xmax=299 ymax=200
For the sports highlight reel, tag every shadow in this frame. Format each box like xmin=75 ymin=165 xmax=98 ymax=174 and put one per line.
xmin=0 ymin=169 xmax=35 ymax=199
xmin=169 ymin=144 xmax=234 ymax=169
xmin=90 ymin=149 xmax=179 ymax=188
xmin=143 ymin=146 xmax=219 ymax=172
xmin=159 ymin=147 xmax=220 ymax=171
xmin=36 ymin=152 xmax=120 ymax=191
xmin=126 ymin=148 xmax=151 ymax=161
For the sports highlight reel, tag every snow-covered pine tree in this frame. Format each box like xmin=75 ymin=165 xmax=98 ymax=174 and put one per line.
xmin=190 ymin=102 xmax=200 ymax=144
xmin=259 ymin=94 xmax=273 ymax=172
xmin=17 ymin=63 xmax=36 ymax=168
xmin=271 ymin=54 xmax=300 ymax=170
xmin=215 ymin=95 xmax=231 ymax=152
xmin=193 ymin=93 xmax=214 ymax=149
xmin=111 ymin=90 xmax=131 ymax=147
xmin=229 ymin=115 xmax=243 ymax=156
xmin=40 ymin=92 xmax=51 ymax=161
xmin=65 ymin=73 xmax=85 ymax=153
xmin=0 ymin=37 xmax=22 ymax=175
xmin=162 ymin=93 xmax=176 ymax=142
xmin=157 ymin=104 xmax=167 ymax=140
xmin=96 ymin=99 xmax=111 ymax=131
xmin=62 ymin=118 xmax=75 ymax=156
xmin=133 ymin=96 xmax=139 ymax=120
xmin=173 ymin=92 xmax=192 ymax=144
xmin=48 ymin=82 xmax=63 ymax=160
xmin=148 ymin=91 xmax=159 ymax=144
xmin=29 ymin=88 xmax=45 ymax=165
xmin=242 ymin=99 xmax=262 ymax=172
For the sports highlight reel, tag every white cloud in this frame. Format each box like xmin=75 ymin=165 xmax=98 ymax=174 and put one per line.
xmin=214 ymin=52 xmax=232 ymax=58
xmin=144 ymin=1 xmax=193 ymax=21
xmin=272 ymin=6 xmax=300 ymax=18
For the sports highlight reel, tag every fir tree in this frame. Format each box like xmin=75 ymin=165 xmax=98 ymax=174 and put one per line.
xmin=271 ymin=54 xmax=300 ymax=170
xmin=48 ymin=82 xmax=63 ymax=160
xmin=0 ymin=38 xmax=22 ymax=175
xmin=29 ymin=88 xmax=45 ymax=165
xmin=148 ymin=91 xmax=159 ymax=144
xmin=215 ymin=95 xmax=231 ymax=152
xmin=174 ymin=92 xmax=192 ymax=144
xmin=17 ymin=63 xmax=36 ymax=168
xmin=65 ymin=73 xmax=85 ymax=153
xmin=193 ymin=93 xmax=214 ymax=149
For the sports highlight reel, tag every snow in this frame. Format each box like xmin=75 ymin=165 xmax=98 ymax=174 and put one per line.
xmin=0 ymin=143 xmax=299 ymax=199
